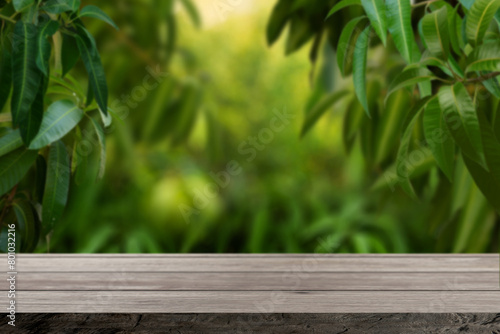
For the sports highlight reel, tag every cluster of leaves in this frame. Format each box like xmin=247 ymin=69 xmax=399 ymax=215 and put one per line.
xmin=268 ymin=0 xmax=500 ymax=218
xmin=0 ymin=0 xmax=116 ymax=252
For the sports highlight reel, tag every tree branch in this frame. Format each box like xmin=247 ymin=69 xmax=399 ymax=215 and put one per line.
xmin=0 ymin=13 xmax=16 ymax=24
xmin=466 ymin=72 xmax=500 ymax=84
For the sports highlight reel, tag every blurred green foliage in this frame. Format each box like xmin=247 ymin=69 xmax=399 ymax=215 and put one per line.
xmin=34 ymin=0 xmax=498 ymax=253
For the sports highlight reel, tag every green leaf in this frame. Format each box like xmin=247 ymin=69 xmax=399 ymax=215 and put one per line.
xmin=466 ymin=0 xmax=500 ymax=47
xmin=386 ymin=0 xmax=417 ymax=63
xmin=327 ymin=0 xmax=362 ymax=20
xmin=42 ymin=140 xmax=70 ymax=230
xmin=285 ymin=14 xmax=315 ymax=55
xmin=337 ymin=17 xmax=369 ymax=77
xmin=29 ymin=100 xmax=83 ymax=150
xmin=465 ymin=42 xmax=500 ymax=72
xmin=0 ymin=48 xmax=12 ymax=112
xmin=386 ymin=67 xmax=436 ymax=101
xmin=481 ymin=71 xmax=500 ymax=98
xmin=179 ymin=0 xmax=200 ymax=27
xmin=35 ymin=20 xmax=60 ymax=76
xmin=352 ymin=26 xmax=371 ymax=116
xmin=0 ymin=129 xmax=23 ymax=157
xmin=373 ymin=147 xmax=435 ymax=192
xmin=421 ymin=6 xmax=450 ymax=59
xmin=20 ymin=76 xmax=46 ymax=146
xmin=89 ymin=116 xmax=106 ymax=180
xmin=61 ymin=34 xmax=80 ymax=77
xmin=0 ymin=148 xmax=37 ymax=197
xmin=301 ymin=90 xmax=351 ymax=137
xmin=375 ymin=90 xmax=411 ymax=164
xmin=267 ymin=0 xmax=292 ymax=45
xmin=449 ymin=5 xmax=463 ymax=55
xmin=459 ymin=0 xmax=475 ymax=10
xmin=13 ymin=200 xmax=39 ymax=252
xmin=75 ymin=25 xmax=108 ymax=115
xmin=438 ymin=83 xmax=485 ymax=167
xmin=476 ymin=107 xmax=500 ymax=185
xmin=462 ymin=153 xmax=500 ymax=213
xmin=360 ymin=0 xmax=387 ymax=46
xmin=400 ymin=96 xmax=433 ymax=142
xmin=423 ymin=97 xmax=455 ymax=181
xmin=395 ymin=97 xmax=429 ymax=198
xmin=79 ymin=5 xmax=119 ymax=30
xmin=42 ymin=0 xmax=80 ymax=14
xmin=13 ymin=0 xmax=34 ymax=12
xmin=11 ymin=22 xmax=42 ymax=129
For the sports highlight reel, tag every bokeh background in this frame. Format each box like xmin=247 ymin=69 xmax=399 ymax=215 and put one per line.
xmin=40 ymin=0 xmax=498 ymax=253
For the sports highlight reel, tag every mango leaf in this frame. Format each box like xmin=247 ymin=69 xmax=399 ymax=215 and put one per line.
xmin=449 ymin=5 xmax=463 ymax=55
xmin=421 ymin=6 xmax=450 ymax=59
xmin=89 ymin=116 xmax=106 ymax=180
xmin=326 ymin=0 xmax=362 ymax=20
xmin=13 ymin=200 xmax=39 ymax=252
xmin=386 ymin=67 xmax=436 ymax=101
xmin=462 ymin=154 xmax=500 ymax=213
xmin=42 ymin=140 xmax=70 ymax=230
xmin=386 ymin=0 xmax=417 ymax=63
xmin=360 ymin=0 xmax=387 ymax=46
xmin=0 ymin=130 xmax=23 ymax=157
xmin=465 ymin=42 xmax=500 ymax=72
xmin=459 ymin=0 xmax=475 ymax=10
xmin=372 ymin=147 xmax=435 ymax=192
xmin=337 ymin=17 xmax=369 ymax=77
xmin=301 ymin=90 xmax=351 ymax=137
xmin=476 ymin=107 xmax=500 ymax=184
xmin=75 ymin=25 xmax=108 ymax=115
xmin=423 ymin=97 xmax=455 ymax=181
xmin=395 ymin=97 xmax=429 ymax=198
xmin=438 ymin=83 xmax=486 ymax=167
xmin=11 ymin=22 xmax=41 ymax=129
xmin=35 ymin=20 xmax=60 ymax=76
xmin=61 ymin=34 xmax=80 ymax=77
xmin=20 ymin=76 xmax=47 ymax=146
xmin=352 ymin=26 xmax=371 ymax=116
xmin=466 ymin=0 xmax=500 ymax=47
xmin=79 ymin=5 xmax=119 ymax=30
xmin=0 ymin=48 xmax=12 ymax=112
xmin=285 ymin=14 xmax=315 ymax=55
xmin=42 ymin=0 xmax=80 ymax=14
xmin=0 ymin=148 xmax=37 ymax=197
xmin=29 ymin=100 xmax=83 ymax=150
xmin=267 ymin=0 xmax=292 ymax=45
xmin=35 ymin=155 xmax=46 ymax=203
xmin=481 ymin=71 xmax=500 ymax=98
xmin=419 ymin=52 xmax=454 ymax=77
xmin=13 ymin=0 xmax=34 ymax=12
xmin=401 ymin=96 xmax=433 ymax=141
xmin=179 ymin=0 xmax=200 ymax=27
xmin=375 ymin=90 xmax=411 ymax=164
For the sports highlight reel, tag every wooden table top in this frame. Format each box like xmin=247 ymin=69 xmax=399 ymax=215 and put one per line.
xmin=1 ymin=254 xmax=499 ymax=313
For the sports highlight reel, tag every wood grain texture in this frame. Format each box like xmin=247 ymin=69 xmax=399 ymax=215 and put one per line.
xmin=0 ymin=254 xmax=498 ymax=313
xmin=2 ymin=313 xmax=500 ymax=334
xmin=12 ymin=291 xmax=500 ymax=313
xmin=0 ymin=272 xmax=497 ymax=291
xmin=13 ymin=254 xmax=499 ymax=272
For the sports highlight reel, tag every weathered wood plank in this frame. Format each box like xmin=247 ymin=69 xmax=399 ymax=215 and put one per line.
xmin=11 ymin=254 xmax=499 ymax=272
xmin=14 ymin=291 xmax=500 ymax=313
xmin=1 ymin=272 xmax=497 ymax=291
